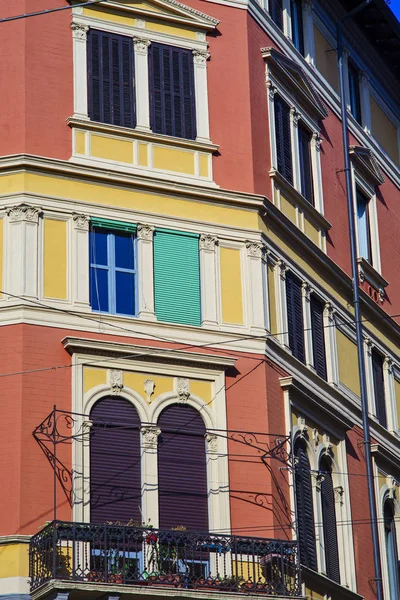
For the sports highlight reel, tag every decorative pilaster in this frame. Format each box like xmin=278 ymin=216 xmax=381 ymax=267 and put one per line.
xmin=302 ymin=282 xmax=313 ymax=368
xmin=134 ymin=38 xmax=151 ymax=131
xmin=324 ymin=302 xmax=339 ymax=386
xmin=290 ymin=108 xmax=301 ymax=192
xmin=6 ymin=204 xmax=42 ymax=298
xmin=359 ymin=71 xmax=371 ymax=133
xmin=192 ymin=49 xmax=211 ymax=142
xmin=72 ymin=213 xmax=90 ymax=308
xmin=383 ymin=357 xmax=397 ymax=432
xmin=245 ymin=241 xmax=267 ymax=333
xmin=199 ymin=234 xmax=218 ymax=326
xmin=141 ymin=426 xmax=161 ymax=527
xmin=71 ymin=23 xmax=89 ymax=119
xmin=137 ymin=224 xmax=156 ymax=321
xmin=276 ymin=259 xmax=289 ymax=347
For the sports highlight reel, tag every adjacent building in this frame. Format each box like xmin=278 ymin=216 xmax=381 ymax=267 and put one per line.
xmin=0 ymin=1 xmax=399 ymax=600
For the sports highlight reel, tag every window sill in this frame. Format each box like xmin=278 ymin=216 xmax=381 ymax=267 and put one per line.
xmin=269 ymin=168 xmax=332 ymax=232
xmin=67 ymin=117 xmax=219 ymax=153
xmin=357 ymin=257 xmax=388 ymax=301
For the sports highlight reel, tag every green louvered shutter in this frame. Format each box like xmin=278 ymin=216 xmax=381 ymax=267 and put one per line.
xmin=154 ymin=230 xmax=201 ymax=326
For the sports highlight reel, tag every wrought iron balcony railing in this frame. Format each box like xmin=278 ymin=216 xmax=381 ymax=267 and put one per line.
xmin=30 ymin=521 xmax=301 ymax=596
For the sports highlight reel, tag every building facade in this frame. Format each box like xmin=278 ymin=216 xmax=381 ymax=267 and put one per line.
xmin=0 ymin=1 xmax=399 ymax=600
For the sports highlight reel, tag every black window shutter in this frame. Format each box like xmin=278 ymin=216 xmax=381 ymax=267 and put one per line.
xmin=286 ymin=272 xmax=305 ymax=362
xmin=298 ymin=124 xmax=314 ymax=204
xmin=90 ymin=397 xmax=141 ymax=524
xmin=320 ymin=456 xmax=340 ymax=583
xmin=87 ymin=29 xmax=135 ymax=128
xmin=274 ymin=95 xmax=293 ymax=184
xmin=310 ymin=295 xmax=327 ymax=379
xmin=158 ymin=405 xmax=208 ymax=531
xmin=149 ymin=43 xmax=196 ymax=140
xmin=372 ymin=350 xmax=387 ymax=428
xmin=294 ymin=442 xmax=317 ymax=570
xmin=269 ymin=0 xmax=284 ymax=30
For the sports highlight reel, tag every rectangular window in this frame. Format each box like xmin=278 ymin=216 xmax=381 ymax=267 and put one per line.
xmin=149 ymin=43 xmax=196 ymax=140
xmin=298 ymin=124 xmax=314 ymax=204
xmin=269 ymin=0 xmax=283 ymax=30
xmin=371 ymin=350 xmax=387 ymax=428
xmin=290 ymin=0 xmax=305 ymax=55
xmin=274 ymin=94 xmax=293 ymax=184
xmin=87 ymin=29 xmax=136 ymax=128
xmin=356 ymin=189 xmax=372 ymax=264
xmin=286 ymin=271 xmax=305 ymax=362
xmin=154 ymin=230 xmax=201 ymax=326
xmin=348 ymin=61 xmax=362 ymax=124
xmin=310 ymin=295 xmax=327 ymax=379
xmin=90 ymin=224 xmax=137 ymax=316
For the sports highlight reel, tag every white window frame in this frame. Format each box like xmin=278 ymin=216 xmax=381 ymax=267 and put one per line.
xmin=351 ymin=168 xmax=381 ymax=274
xmin=342 ymin=50 xmax=372 ymax=133
xmin=267 ymin=81 xmax=325 ymax=215
xmin=71 ymin=12 xmax=211 ymax=143
xmin=365 ymin=340 xmax=398 ymax=433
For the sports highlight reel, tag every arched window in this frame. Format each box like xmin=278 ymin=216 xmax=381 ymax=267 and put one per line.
xmin=90 ymin=396 xmax=141 ymax=524
xmin=294 ymin=440 xmax=317 ymax=570
xmin=384 ymin=499 xmax=399 ymax=598
xmin=319 ymin=455 xmax=340 ymax=583
xmin=158 ymin=405 xmax=208 ymax=531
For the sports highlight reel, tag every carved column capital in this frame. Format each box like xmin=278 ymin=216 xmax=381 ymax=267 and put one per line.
xmin=324 ymin=301 xmax=335 ymax=321
xmin=7 ymin=204 xmax=42 ymax=223
xmin=312 ymin=132 xmax=323 ymax=152
xmin=277 ymin=259 xmax=288 ymax=280
xmin=133 ymin=37 xmax=151 ymax=54
xmin=192 ymin=49 xmax=210 ymax=65
xmin=245 ymin=240 xmax=265 ymax=258
xmin=141 ymin=426 xmax=161 ymax=449
xmin=71 ymin=22 xmax=89 ymax=40
xmin=359 ymin=70 xmax=370 ymax=87
xmin=334 ymin=485 xmax=344 ymax=505
xmin=302 ymin=281 xmax=312 ymax=301
xmin=365 ymin=337 xmax=373 ymax=356
xmin=303 ymin=0 xmax=313 ymax=15
xmin=266 ymin=82 xmax=277 ymax=101
xmin=383 ymin=356 xmax=393 ymax=374
xmin=290 ymin=108 xmax=300 ymax=127
xmin=297 ymin=416 xmax=309 ymax=439
xmin=205 ymin=433 xmax=218 ymax=454
xmin=73 ymin=213 xmax=90 ymax=231
xmin=137 ymin=223 xmax=155 ymax=241
xmin=199 ymin=234 xmax=218 ymax=251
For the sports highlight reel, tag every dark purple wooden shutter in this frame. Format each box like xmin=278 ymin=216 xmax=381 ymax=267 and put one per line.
xmin=320 ymin=456 xmax=340 ymax=583
xmin=90 ymin=396 xmax=141 ymax=524
xmin=274 ymin=95 xmax=293 ymax=184
xmin=149 ymin=43 xmax=196 ymax=140
xmin=310 ymin=295 xmax=327 ymax=380
xmin=286 ymin=272 xmax=305 ymax=362
xmin=158 ymin=405 xmax=208 ymax=531
xmin=269 ymin=0 xmax=283 ymax=30
xmin=87 ymin=29 xmax=135 ymax=128
xmin=294 ymin=442 xmax=317 ymax=570
xmin=372 ymin=350 xmax=387 ymax=428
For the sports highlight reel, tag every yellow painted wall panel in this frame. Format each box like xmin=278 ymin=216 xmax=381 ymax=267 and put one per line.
xmin=84 ymin=368 xmax=107 ymax=394
xmin=0 ymin=219 xmax=3 ymax=297
xmin=123 ymin=372 xmax=173 ymax=401
xmin=267 ymin=264 xmax=277 ymax=338
xmin=199 ymin=154 xmax=209 ymax=178
xmin=220 ymin=247 xmax=244 ymax=325
xmin=43 ymin=219 xmax=67 ymax=299
xmin=314 ymin=26 xmax=339 ymax=92
xmin=75 ymin=131 xmax=86 ymax=155
xmin=2 ymin=173 xmax=259 ymax=231
xmin=304 ymin=218 xmax=320 ymax=247
xmin=190 ymin=380 xmax=212 ymax=405
xmin=153 ymin=146 xmax=195 ymax=174
xmin=304 ymin=587 xmax=325 ymax=600
xmin=91 ymin=135 xmax=133 ymax=164
xmin=336 ymin=330 xmax=361 ymax=397
xmin=138 ymin=143 xmax=149 ymax=167
xmin=280 ymin=193 xmax=297 ymax=224
xmin=145 ymin=19 xmax=197 ymax=39
xmin=370 ymin=97 xmax=399 ymax=164
xmin=0 ymin=543 xmax=29 ymax=578
xmin=83 ymin=7 xmax=137 ymax=26
xmin=395 ymin=378 xmax=400 ymax=429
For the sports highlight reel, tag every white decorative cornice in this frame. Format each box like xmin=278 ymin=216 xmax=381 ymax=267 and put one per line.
xmin=7 ymin=203 xmax=42 ymax=223
xmin=73 ymin=213 xmax=90 ymax=231
xmin=71 ymin=22 xmax=89 ymax=40
xmin=109 ymin=370 xmax=123 ymax=395
xmin=137 ymin=223 xmax=155 ymax=240
xmin=199 ymin=234 xmax=218 ymax=251
xmin=192 ymin=49 xmax=210 ymax=65
xmin=141 ymin=426 xmax=161 ymax=449
xmin=133 ymin=37 xmax=151 ymax=54
xmin=349 ymin=145 xmax=385 ymax=185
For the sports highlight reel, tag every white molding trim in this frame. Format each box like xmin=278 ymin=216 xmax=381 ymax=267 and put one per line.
xmin=199 ymin=234 xmax=219 ymax=327
xmin=137 ymin=224 xmax=156 ymax=321
xmin=133 ymin=38 xmax=151 ymax=132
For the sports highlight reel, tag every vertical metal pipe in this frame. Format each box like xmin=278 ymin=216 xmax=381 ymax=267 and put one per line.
xmin=337 ymin=3 xmax=383 ymax=598
xmin=53 ymin=404 xmax=57 ymax=523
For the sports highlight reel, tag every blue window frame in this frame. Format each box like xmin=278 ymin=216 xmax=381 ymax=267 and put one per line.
xmin=90 ymin=227 xmax=137 ymax=316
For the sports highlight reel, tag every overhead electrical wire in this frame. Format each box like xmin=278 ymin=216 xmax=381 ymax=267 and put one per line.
xmin=0 ymin=1 xmax=109 ymax=24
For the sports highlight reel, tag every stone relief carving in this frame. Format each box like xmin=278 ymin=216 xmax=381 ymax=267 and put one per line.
xmin=110 ymin=370 xmax=123 ymax=395
xmin=192 ymin=49 xmax=210 ymax=65
xmin=73 ymin=213 xmax=90 ymax=231
xmin=176 ymin=378 xmax=190 ymax=403
xmin=245 ymin=241 xmax=265 ymax=258
xmin=141 ymin=426 xmax=161 ymax=449
xmin=137 ymin=224 xmax=155 ymax=241
xmin=144 ymin=379 xmax=155 ymax=403
xmin=133 ymin=38 xmax=151 ymax=54
xmin=205 ymin=433 xmax=218 ymax=454
xmin=7 ymin=204 xmax=42 ymax=223
xmin=71 ymin=23 xmax=89 ymax=40
xmin=199 ymin=234 xmax=218 ymax=251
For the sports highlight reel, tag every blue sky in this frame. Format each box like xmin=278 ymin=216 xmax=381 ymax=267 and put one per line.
xmin=389 ymin=0 xmax=400 ymax=21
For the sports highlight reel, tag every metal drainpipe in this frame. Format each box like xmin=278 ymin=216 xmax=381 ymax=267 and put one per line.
xmin=337 ymin=2 xmax=383 ymax=599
